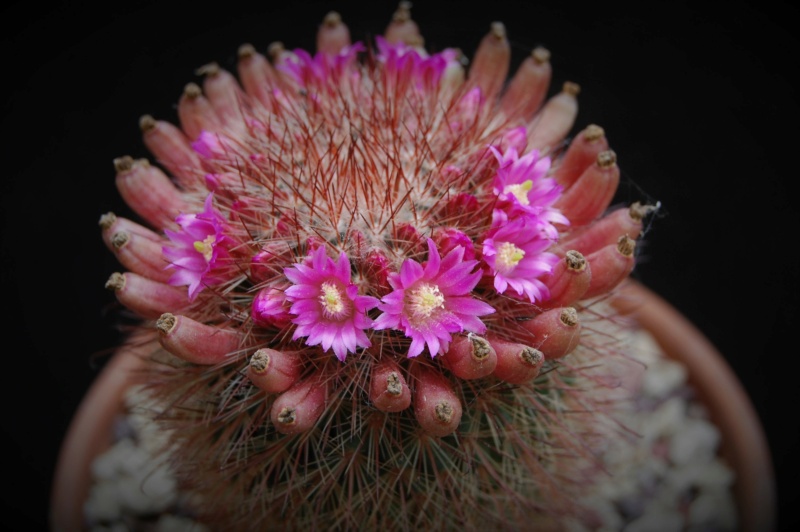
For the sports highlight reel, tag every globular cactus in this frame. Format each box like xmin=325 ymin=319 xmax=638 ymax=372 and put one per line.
xmin=99 ymin=4 xmax=659 ymax=530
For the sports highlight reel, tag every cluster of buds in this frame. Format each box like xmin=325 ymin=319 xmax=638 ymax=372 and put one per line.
xmin=100 ymin=4 xmax=657 ymax=529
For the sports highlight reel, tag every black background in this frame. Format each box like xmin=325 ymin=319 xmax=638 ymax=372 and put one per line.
xmin=3 ymin=1 xmax=798 ymax=529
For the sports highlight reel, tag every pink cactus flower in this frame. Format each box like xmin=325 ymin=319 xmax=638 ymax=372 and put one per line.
xmin=284 ymin=246 xmax=379 ymax=362
xmin=374 ymin=239 xmax=495 ymax=358
xmin=162 ymin=194 xmax=231 ymax=301
xmin=251 ymin=286 xmax=292 ymax=329
xmin=277 ymin=42 xmax=365 ymax=88
xmin=374 ymin=35 xmax=458 ymax=90
xmin=482 ymin=211 xmax=560 ymax=303
xmin=191 ymin=130 xmax=227 ymax=158
xmin=490 ymin=145 xmax=568 ymax=237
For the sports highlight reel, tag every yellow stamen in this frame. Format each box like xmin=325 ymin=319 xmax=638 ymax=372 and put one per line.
xmin=193 ymin=235 xmax=216 ymax=262
xmin=320 ymin=282 xmax=345 ymax=315
xmin=497 ymin=242 xmax=525 ymax=272
xmin=504 ymin=179 xmax=533 ymax=205
xmin=408 ymin=283 xmax=445 ymax=321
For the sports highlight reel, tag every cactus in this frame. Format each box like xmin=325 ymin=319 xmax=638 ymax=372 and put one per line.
xmin=98 ymin=4 xmax=661 ymax=530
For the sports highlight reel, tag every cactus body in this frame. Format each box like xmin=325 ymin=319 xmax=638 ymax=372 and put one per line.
xmin=100 ymin=5 xmax=660 ymax=530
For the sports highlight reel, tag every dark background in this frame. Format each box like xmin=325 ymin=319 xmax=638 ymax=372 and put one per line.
xmin=3 ymin=1 xmax=797 ymax=529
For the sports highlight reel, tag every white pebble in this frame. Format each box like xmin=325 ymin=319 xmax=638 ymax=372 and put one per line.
xmin=90 ymin=438 xmax=135 ymax=480
xmin=695 ymin=459 xmax=735 ymax=491
xmin=669 ymin=418 xmax=720 ymax=466
xmin=688 ymin=490 xmax=738 ymax=530
xmin=642 ymin=358 xmax=687 ymax=398
xmin=641 ymin=397 xmax=686 ymax=442
xmin=84 ymin=480 xmax=123 ymax=522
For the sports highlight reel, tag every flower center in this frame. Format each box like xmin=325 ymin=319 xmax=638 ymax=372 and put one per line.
xmin=504 ymin=179 xmax=533 ymax=205
xmin=496 ymin=242 xmax=525 ymax=273
xmin=193 ymin=234 xmax=216 ymax=262
xmin=319 ymin=281 xmax=349 ymax=319
xmin=407 ymin=283 xmax=445 ymax=323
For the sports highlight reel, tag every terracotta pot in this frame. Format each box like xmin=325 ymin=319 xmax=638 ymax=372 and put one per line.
xmin=50 ymin=332 xmax=155 ymax=532
xmin=50 ymin=281 xmax=776 ymax=532
xmin=610 ymin=281 xmax=776 ymax=532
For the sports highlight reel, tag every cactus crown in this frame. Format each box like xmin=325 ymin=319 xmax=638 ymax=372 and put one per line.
xmin=101 ymin=4 xmax=658 ymax=529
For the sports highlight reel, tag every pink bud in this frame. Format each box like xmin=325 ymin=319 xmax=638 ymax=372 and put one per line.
xmin=413 ymin=366 xmax=462 ymax=437
xmin=246 ymin=348 xmax=301 ymax=394
xmin=251 ymin=287 xmax=292 ymax=329
xmin=274 ymin=216 xmax=295 ymax=237
xmin=554 ymin=149 xmax=620 ymax=227
xmin=370 ymin=360 xmax=412 ymax=412
xmin=501 ymin=46 xmax=552 ymax=121
xmin=304 ymin=235 xmax=326 ymax=255
xmin=191 ymin=130 xmax=227 ymax=159
xmin=582 ymin=235 xmax=637 ymax=299
xmin=539 ymin=250 xmax=591 ymax=310
xmin=236 ymin=43 xmax=278 ymax=108
xmin=527 ymin=82 xmax=580 ymax=154
xmin=433 ymin=227 xmax=476 ymax=261
xmin=437 ymin=193 xmax=480 ymax=225
xmin=521 ymin=307 xmax=582 ymax=360
xmin=441 ymin=334 xmax=497 ymax=380
xmin=384 ymin=2 xmax=421 ymax=45
xmin=552 ymin=124 xmax=609 ymax=189
xmin=204 ymin=172 xmax=240 ymax=192
xmin=489 ymin=337 xmax=544 ymax=385
xmin=139 ymin=114 xmax=203 ymax=187
xmin=100 ymin=215 xmax=171 ymax=283
xmin=177 ymin=83 xmax=222 ymax=142
xmin=361 ymin=248 xmax=391 ymax=296
xmin=453 ymin=86 xmax=484 ymax=124
xmin=105 ymin=272 xmax=188 ymax=319
xmin=113 ymin=156 xmax=187 ymax=231
xmin=468 ymin=22 xmax=510 ymax=101
xmin=559 ymin=203 xmax=651 ymax=257
xmin=156 ymin=313 xmax=242 ymax=365
xmin=198 ymin=62 xmax=246 ymax=132
xmin=271 ymin=375 xmax=328 ymax=435
xmin=496 ymin=126 xmax=528 ymax=154
xmin=316 ymin=11 xmax=351 ymax=55
xmin=392 ymin=223 xmax=424 ymax=254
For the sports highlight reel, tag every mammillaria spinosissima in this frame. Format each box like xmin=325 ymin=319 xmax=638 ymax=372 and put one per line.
xmin=98 ymin=4 xmax=661 ymax=529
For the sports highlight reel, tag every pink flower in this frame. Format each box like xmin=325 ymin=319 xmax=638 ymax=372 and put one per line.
xmin=191 ymin=130 xmax=227 ymax=158
xmin=433 ymin=227 xmax=476 ymax=261
xmin=251 ymin=286 xmax=292 ymax=329
xmin=284 ymin=246 xmax=379 ymax=362
xmin=482 ymin=211 xmax=560 ymax=303
xmin=373 ymin=239 xmax=495 ymax=358
xmin=490 ymin=146 xmax=568 ymax=237
xmin=163 ymin=194 xmax=231 ymax=301
xmin=375 ymin=36 xmax=459 ymax=91
xmin=277 ymin=43 xmax=365 ymax=88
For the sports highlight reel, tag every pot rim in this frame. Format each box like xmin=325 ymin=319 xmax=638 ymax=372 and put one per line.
xmin=611 ymin=280 xmax=776 ymax=532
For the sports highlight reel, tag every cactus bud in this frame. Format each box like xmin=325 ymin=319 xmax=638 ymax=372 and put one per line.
xmin=521 ymin=307 xmax=582 ymax=360
xmin=270 ymin=375 xmax=328 ymax=435
xmin=246 ymin=348 xmax=302 ymax=394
